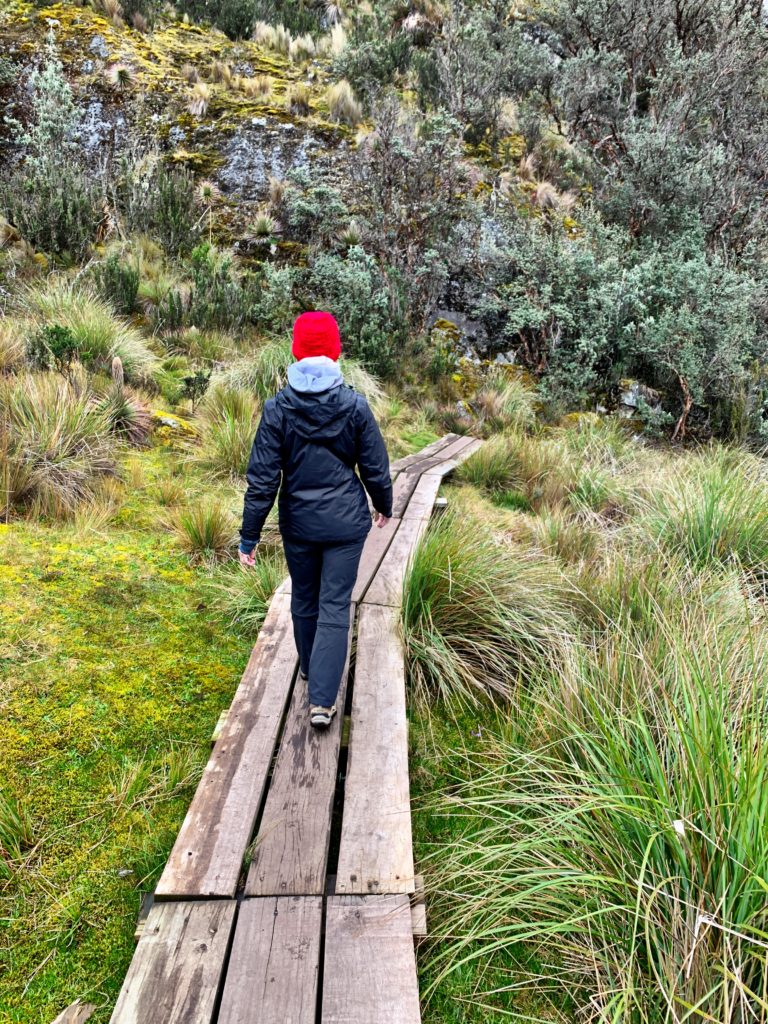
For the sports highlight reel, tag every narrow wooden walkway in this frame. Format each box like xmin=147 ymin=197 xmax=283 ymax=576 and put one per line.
xmin=110 ymin=433 xmax=482 ymax=1024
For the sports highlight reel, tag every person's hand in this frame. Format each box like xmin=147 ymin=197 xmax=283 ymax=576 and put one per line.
xmin=374 ymin=512 xmax=390 ymax=529
xmin=239 ymin=548 xmax=256 ymax=567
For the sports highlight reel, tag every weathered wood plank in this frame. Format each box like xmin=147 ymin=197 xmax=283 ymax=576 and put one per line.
xmin=351 ymin=515 xmax=401 ymax=603
xmin=336 ymin=605 xmax=414 ymax=894
xmin=156 ymin=594 xmax=298 ymax=898
xmin=391 ymin=470 xmax=421 ymax=517
xmin=322 ymin=895 xmax=420 ymax=1024
xmin=423 ymin=436 xmax=484 ymax=476
xmin=218 ymin=897 xmax=322 ymax=1024
xmin=245 ymin=612 xmax=354 ymax=896
xmin=109 ymin=901 xmax=236 ymax=1024
xmin=390 ymin=434 xmax=458 ymax=474
xmin=362 ymin=516 xmax=430 ymax=609
xmin=401 ymin=473 xmax=442 ymax=520
xmin=51 ymin=1002 xmax=96 ymax=1024
xmin=410 ymin=903 xmax=428 ymax=938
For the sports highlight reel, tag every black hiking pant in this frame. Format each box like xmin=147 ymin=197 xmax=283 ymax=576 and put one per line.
xmin=283 ymin=537 xmax=366 ymax=708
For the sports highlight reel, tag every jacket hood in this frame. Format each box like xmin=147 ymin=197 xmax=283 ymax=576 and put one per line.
xmin=287 ymin=356 xmax=344 ymax=394
xmin=276 ymin=378 xmax=357 ymax=441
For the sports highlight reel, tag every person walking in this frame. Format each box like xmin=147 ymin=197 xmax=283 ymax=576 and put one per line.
xmin=238 ymin=311 xmax=393 ymax=729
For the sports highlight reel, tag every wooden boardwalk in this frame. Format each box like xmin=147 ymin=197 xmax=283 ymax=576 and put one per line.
xmin=110 ymin=434 xmax=482 ymax=1024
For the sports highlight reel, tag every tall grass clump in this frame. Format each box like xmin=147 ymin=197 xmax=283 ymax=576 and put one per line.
xmin=401 ymin=511 xmax=576 ymax=704
xmin=0 ymin=788 xmax=35 ymax=877
xmin=23 ymin=278 xmax=156 ymax=380
xmin=425 ymin=592 xmax=768 ymax=1023
xmin=198 ymin=385 xmax=260 ymax=476
xmin=454 ymin=435 xmax=520 ymax=496
xmin=647 ymin=446 xmax=768 ymax=578
xmin=0 ymin=319 xmax=25 ymax=372
xmin=210 ymin=342 xmax=384 ymax=406
xmin=172 ymin=500 xmax=235 ymax=562
xmin=0 ymin=373 xmax=117 ymax=518
xmin=475 ymin=369 xmax=537 ymax=434
xmin=206 ymin=548 xmax=287 ymax=632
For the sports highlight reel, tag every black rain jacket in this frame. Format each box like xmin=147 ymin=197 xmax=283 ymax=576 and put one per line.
xmin=240 ymin=384 xmax=392 ymax=547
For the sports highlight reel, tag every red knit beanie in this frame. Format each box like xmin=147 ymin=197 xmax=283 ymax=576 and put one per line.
xmin=292 ymin=311 xmax=341 ymax=361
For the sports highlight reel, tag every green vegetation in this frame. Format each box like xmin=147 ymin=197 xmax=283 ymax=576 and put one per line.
xmin=1 ymin=0 xmax=768 ymax=1020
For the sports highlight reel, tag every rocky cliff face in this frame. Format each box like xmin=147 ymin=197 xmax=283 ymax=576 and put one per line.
xmin=0 ymin=2 xmax=352 ymax=236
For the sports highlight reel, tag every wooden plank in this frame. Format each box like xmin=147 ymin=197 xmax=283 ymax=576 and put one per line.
xmin=362 ymin=516 xmax=429 ymax=609
xmin=245 ymin=612 xmax=355 ymax=897
xmin=391 ymin=470 xmax=421 ymax=517
xmin=109 ymin=901 xmax=236 ymax=1024
xmin=218 ymin=897 xmax=322 ymax=1024
xmin=423 ymin=437 xmax=484 ymax=476
xmin=322 ymin=895 xmax=420 ymax=1024
xmin=156 ymin=594 xmax=298 ymax=898
xmin=336 ymin=605 xmax=414 ymax=894
xmin=410 ymin=903 xmax=427 ymax=938
xmin=351 ymin=515 xmax=400 ymax=603
xmin=52 ymin=1002 xmax=96 ymax=1024
xmin=390 ymin=434 xmax=457 ymax=474
xmin=401 ymin=474 xmax=442 ymax=520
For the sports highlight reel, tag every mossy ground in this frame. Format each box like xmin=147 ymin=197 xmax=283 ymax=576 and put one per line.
xmin=0 ymin=445 xmax=255 ymax=1022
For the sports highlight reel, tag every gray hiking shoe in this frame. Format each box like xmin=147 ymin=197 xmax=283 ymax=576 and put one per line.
xmin=309 ymin=705 xmax=336 ymax=729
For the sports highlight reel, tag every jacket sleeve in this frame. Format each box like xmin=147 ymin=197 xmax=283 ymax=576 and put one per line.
xmin=240 ymin=401 xmax=283 ymax=549
xmin=356 ymin=398 xmax=393 ymax=517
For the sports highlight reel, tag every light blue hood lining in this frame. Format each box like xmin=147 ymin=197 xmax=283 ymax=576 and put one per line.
xmin=287 ymin=356 xmax=344 ymax=394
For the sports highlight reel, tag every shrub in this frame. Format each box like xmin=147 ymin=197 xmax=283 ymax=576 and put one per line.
xmin=187 ymin=244 xmax=256 ymax=331
xmin=401 ymin=511 xmax=576 ymax=704
xmin=307 ymin=246 xmax=403 ymax=377
xmin=326 ymin=80 xmax=362 ymax=126
xmin=0 ymin=372 xmax=117 ymax=518
xmin=22 ymin=278 xmax=156 ymax=381
xmin=173 ymin=500 xmax=236 ymax=561
xmin=198 ymin=385 xmax=260 ymax=476
xmin=27 ymin=324 xmax=79 ymax=378
xmin=94 ymin=253 xmax=140 ymax=316
xmin=280 ymin=167 xmax=349 ymax=246
xmin=116 ymin=153 xmax=199 ymax=255
xmin=0 ymin=30 xmax=101 ymax=260
xmin=251 ymin=263 xmax=295 ymax=333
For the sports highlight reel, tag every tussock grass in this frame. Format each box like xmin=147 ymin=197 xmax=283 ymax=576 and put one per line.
xmin=197 ymin=385 xmax=260 ymax=477
xmin=0 ymin=318 xmax=25 ymax=372
xmin=22 ymin=278 xmax=155 ymax=380
xmin=647 ymin=445 xmax=768 ymax=577
xmin=0 ymin=788 xmax=34 ymax=877
xmin=172 ymin=499 xmax=236 ymax=561
xmin=0 ymin=372 xmax=117 ymax=518
xmin=210 ymin=342 xmax=383 ymax=406
xmin=475 ymin=370 xmax=537 ymax=434
xmin=424 ymin=584 xmax=768 ymax=1023
xmin=326 ymin=80 xmax=362 ymax=125
xmin=455 ymin=435 xmax=520 ymax=495
xmin=206 ymin=548 xmax=287 ymax=633
xmin=402 ymin=511 xmax=576 ymax=704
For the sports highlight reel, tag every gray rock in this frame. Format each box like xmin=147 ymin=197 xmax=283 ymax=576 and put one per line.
xmin=78 ymin=100 xmax=126 ymax=152
xmin=429 ymin=309 xmax=490 ymax=358
xmin=168 ymin=125 xmax=187 ymax=145
xmin=619 ymin=380 xmax=661 ymax=411
xmin=89 ymin=34 xmax=109 ymax=60
xmin=218 ymin=126 xmax=327 ymax=202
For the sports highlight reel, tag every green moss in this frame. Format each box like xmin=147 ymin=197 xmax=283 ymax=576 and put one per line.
xmin=0 ymin=445 xmax=258 ymax=1022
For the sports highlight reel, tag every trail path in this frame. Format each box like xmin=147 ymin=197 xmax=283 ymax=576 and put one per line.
xmin=109 ymin=434 xmax=482 ymax=1024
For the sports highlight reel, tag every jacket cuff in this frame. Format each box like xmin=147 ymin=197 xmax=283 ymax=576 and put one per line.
xmin=239 ymin=537 xmax=259 ymax=555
